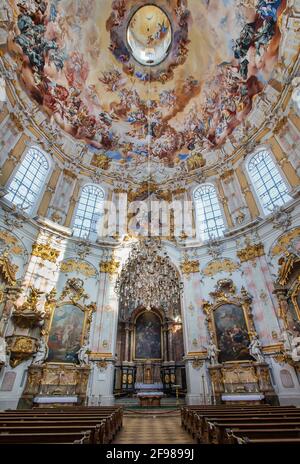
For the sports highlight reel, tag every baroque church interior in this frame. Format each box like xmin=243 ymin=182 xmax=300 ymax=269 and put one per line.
xmin=0 ymin=0 xmax=300 ymax=446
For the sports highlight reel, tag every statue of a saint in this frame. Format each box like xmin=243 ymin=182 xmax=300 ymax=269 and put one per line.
xmin=32 ymin=338 xmax=49 ymax=365
xmin=249 ymin=334 xmax=264 ymax=363
xmin=77 ymin=342 xmax=90 ymax=366
xmin=0 ymin=336 xmax=7 ymax=366
xmin=207 ymin=340 xmax=220 ymax=365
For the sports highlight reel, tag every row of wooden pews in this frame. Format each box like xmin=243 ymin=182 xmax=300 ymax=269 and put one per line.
xmin=0 ymin=406 xmax=123 ymax=444
xmin=181 ymin=404 xmax=300 ymax=444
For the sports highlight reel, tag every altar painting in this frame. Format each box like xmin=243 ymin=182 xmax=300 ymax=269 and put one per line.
xmin=47 ymin=304 xmax=84 ymax=363
xmin=135 ymin=312 xmax=162 ymax=360
xmin=214 ymin=304 xmax=251 ymax=363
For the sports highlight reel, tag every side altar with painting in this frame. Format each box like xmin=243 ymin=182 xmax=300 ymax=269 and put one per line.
xmin=203 ymin=280 xmax=275 ymax=404
xmin=19 ymin=280 xmax=96 ymax=408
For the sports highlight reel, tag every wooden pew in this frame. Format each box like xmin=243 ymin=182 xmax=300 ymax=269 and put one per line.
xmin=200 ymin=411 xmax=300 ymax=443
xmin=185 ymin=408 xmax=298 ymax=440
xmin=0 ymin=415 xmax=115 ymax=444
xmin=0 ymin=407 xmax=123 ymax=444
xmin=0 ymin=430 xmax=92 ymax=444
xmin=181 ymin=405 xmax=300 ymax=444
xmin=207 ymin=420 xmax=300 ymax=444
xmin=228 ymin=430 xmax=300 ymax=445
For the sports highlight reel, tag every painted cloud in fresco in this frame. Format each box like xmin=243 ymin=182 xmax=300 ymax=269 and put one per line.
xmin=8 ymin=0 xmax=286 ymax=166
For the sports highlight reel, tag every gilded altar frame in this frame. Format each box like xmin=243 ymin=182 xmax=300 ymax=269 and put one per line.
xmin=203 ymin=286 xmax=256 ymax=359
xmin=133 ymin=309 xmax=163 ymax=361
xmin=290 ymin=276 xmax=300 ymax=322
xmin=43 ymin=300 xmax=95 ymax=354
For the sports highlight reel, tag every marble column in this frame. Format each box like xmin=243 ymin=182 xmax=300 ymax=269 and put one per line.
xmin=124 ymin=323 xmax=130 ymax=363
xmin=167 ymin=323 xmax=174 ymax=362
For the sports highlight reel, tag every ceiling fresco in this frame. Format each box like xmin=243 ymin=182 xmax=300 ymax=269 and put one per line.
xmin=8 ymin=0 xmax=286 ymax=169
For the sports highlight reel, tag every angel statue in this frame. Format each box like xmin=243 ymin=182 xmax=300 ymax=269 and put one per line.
xmin=291 ymin=337 xmax=300 ymax=362
xmin=77 ymin=342 xmax=90 ymax=366
xmin=0 ymin=336 xmax=8 ymax=366
xmin=32 ymin=338 xmax=49 ymax=365
xmin=207 ymin=339 xmax=220 ymax=365
xmin=280 ymin=328 xmax=293 ymax=353
xmin=249 ymin=334 xmax=264 ymax=363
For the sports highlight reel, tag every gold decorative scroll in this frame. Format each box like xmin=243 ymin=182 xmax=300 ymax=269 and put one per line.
xmin=60 ymin=278 xmax=89 ymax=303
xmin=180 ymin=259 xmax=199 ymax=275
xmin=91 ymin=153 xmax=111 ymax=170
xmin=277 ymin=253 xmax=299 ymax=286
xmin=100 ymin=257 xmax=120 ymax=275
xmin=17 ymin=286 xmax=43 ymax=313
xmin=6 ymin=335 xmax=38 ymax=368
xmin=127 ymin=181 xmax=185 ymax=203
xmin=237 ymin=243 xmax=265 ymax=262
xmin=203 ymin=259 xmax=239 ymax=277
xmin=0 ymin=251 xmax=18 ymax=285
xmin=60 ymin=259 xmax=97 ymax=278
xmin=0 ymin=231 xmax=23 ymax=255
xmin=271 ymin=228 xmax=300 ymax=256
xmin=32 ymin=242 xmax=60 ymax=263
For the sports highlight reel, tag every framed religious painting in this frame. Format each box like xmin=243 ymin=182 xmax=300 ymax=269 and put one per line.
xmin=212 ymin=303 xmax=252 ymax=363
xmin=134 ymin=310 xmax=162 ymax=360
xmin=46 ymin=303 xmax=89 ymax=364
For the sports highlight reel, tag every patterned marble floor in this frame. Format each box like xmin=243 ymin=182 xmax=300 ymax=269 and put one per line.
xmin=113 ymin=412 xmax=196 ymax=444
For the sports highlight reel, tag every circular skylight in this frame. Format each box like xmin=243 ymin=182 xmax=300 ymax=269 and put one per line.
xmin=127 ymin=5 xmax=172 ymax=66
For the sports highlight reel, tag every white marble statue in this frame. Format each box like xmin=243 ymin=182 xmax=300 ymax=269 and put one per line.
xmin=207 ymin=340 xmax=220 ymax=365
xmin=280 ymin=329 xmax=294 ymax=353
xmin=0 ymin=336 xmax=7 ymax=366
xmin=77 ymin=342 xmax=90 ymax=366
xmin=32 ymin=338 xmax=49 ymax=365
xmin=291 ymin=337 xmax=300 ymax=362
xmin=249 ymin=335 xmax=264 ymax=363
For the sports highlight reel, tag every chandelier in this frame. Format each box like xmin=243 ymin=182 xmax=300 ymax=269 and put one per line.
xmin=115 ymin=239 xmax=183 ymax=315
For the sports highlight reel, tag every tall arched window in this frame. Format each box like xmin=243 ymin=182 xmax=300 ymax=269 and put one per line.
xmin=193 ymin=184 xmax=225 ymax=241
xmin=247 ymin=149 xmax=292 ymax=214
xmin=5 ymin=146 xmax=50 ymax=213
xmin=73 ymin=184 xmax=105 ymax=239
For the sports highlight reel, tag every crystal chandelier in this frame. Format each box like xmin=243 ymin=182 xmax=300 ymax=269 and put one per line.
xmin=115 ymin=239 xmax=183 ymax=314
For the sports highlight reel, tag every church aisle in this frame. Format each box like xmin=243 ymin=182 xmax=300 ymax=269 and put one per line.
xmin=113 ymin=412 xmax=196 ymax=444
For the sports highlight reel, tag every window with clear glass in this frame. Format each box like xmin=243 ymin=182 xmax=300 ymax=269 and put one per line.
xmin=5 ymin=146 xmax=49 ymax=212
xmin=193 ymin=184 xmax=225 ymax=241
xmin=247 ymin=150 xmax=292 ymax=214
xmin=73 ymin=184 xmax=105 ymax=239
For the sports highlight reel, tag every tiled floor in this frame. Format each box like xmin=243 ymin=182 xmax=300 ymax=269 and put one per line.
xmin=113 ymin=412 xmax=196 ymax=444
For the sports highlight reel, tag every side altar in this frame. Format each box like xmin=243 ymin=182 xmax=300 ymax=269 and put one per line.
xmin=203 ymin=280 xmax=277 ymax=405
xmin=21 ymin=363 xmax=90 ymax=408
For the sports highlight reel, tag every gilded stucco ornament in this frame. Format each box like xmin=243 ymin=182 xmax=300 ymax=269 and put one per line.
xmin=237 ymin=243 xmax=265 ymax=262
xmin=60 ymin=278 xmax=88 ymax=303
xmin=0 ymin=230 xmax=24 ymax=255
xmin=203 ymin=259 xmax=240 ymax=277
xmin=0 ymin=250 xmax=18 ymax=286
xmin=32 ymin=242 xmax=60 ymax=263
xmin=100 ymin=255 xmax=120 ymax=275
xmin=12 ymin=286 xmax=44 ymax=329
xmin=180 ymin=258 xmax=199 ymax=276
xmin=60 ymin=259 xmax=97 ymax=278
xmin=6 ymin=335 xmax=38 ymax=368
xmin=271 ymin=228 xmax=300 ymax=256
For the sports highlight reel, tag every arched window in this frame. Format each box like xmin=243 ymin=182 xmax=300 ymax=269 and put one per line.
xmin=247 ymin=149 xmax=292 ymax=214
xmin=5 ymin=146 xmax=49 ymax=213
xmin=193 ymin=184 xmax=225 ymax=241
xmin=73 ymin=184 xmax=105 ymax=239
